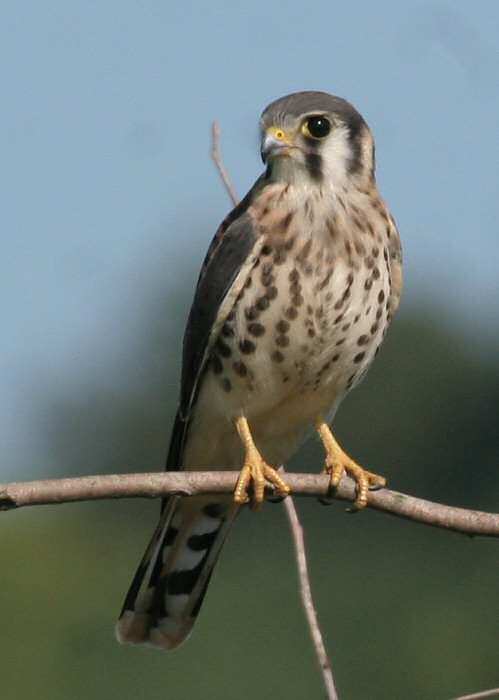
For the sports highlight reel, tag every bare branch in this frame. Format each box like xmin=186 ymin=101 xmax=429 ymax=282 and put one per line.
xmin=210 ymin=121 xmax=238 ymax=206
xmin=283 ymin=493 xmax=339 ymax=700
xmin=1 ymin=470 xmax=498 ymax=537
xmin=452 ymin=689 xmax=499 ymax=700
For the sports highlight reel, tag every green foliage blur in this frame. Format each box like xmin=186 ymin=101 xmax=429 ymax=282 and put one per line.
xmin=2 ymin=303 xmax=498 ymax=700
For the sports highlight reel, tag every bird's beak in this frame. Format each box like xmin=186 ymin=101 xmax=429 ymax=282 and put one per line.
xmin=261 ymin=127 xmax=294 ymax=163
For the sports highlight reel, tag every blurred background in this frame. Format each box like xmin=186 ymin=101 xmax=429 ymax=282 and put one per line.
xmin=1 ymin=2 xmax=498 ymax=698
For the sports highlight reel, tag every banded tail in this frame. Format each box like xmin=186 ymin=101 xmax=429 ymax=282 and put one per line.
xmin=116 ymin=496 xmax=238 ymax=650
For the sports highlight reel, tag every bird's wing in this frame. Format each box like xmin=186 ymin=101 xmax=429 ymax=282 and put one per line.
xmin=166 ymin=178 xmax=266 ymax=470
xmin=387 ymin=214 xmax=403 ymax=316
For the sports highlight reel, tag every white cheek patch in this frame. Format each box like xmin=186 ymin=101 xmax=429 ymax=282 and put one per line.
xmin=320 ymin=125 xmax=352 ymax=186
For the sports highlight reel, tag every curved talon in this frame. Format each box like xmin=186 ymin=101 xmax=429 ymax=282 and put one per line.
xmin=317 ymin=420 xmax=386 ymax=510
xmin=234 ymin=458 xmax=290 ymax=506
xmin=234 ymin=416 xmax=291 ymax=506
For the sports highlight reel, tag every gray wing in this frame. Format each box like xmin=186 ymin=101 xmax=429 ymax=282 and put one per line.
xmin=166 ymin=180 xmax=265 ymax=470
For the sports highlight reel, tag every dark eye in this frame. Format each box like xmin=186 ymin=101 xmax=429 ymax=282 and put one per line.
xmin=303 ymin=115 xmax=331 ymax=139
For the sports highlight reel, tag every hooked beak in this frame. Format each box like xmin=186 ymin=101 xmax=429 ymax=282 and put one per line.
xmin=260 ymin=127 xmax=294 ymax=163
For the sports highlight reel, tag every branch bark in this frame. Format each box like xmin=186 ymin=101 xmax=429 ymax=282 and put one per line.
xmin=1 ymin=470 xmax=498 ymax=537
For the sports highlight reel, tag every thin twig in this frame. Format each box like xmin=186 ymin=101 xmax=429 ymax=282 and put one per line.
xmin=210 ymin=119 xmax=341 ymax=695
xmin=210 ymin=121 xmax=238 ymax=206
xmin=452 ymin=689 xmax=499 ymax=700
xmin=283 ymin=493 xmax=339 ymax=699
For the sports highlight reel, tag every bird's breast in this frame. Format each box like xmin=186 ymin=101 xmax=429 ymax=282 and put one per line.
xmin=201 ymin=185 xmax=394 ymax=427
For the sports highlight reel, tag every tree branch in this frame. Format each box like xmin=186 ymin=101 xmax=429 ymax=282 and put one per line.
xmin=1 ymin=470 xmax=498 ymax=537
xmin=283 ymin=493 xmax=339 ymax=699
xmin=210 ymin=121 xmax=238 ymax=206
xmin=452 ymin=689 xmax=499 ymax=700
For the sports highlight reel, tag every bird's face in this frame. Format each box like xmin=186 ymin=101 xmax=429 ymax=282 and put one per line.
xmin=260 ymin=91 xmax=374 ymax=188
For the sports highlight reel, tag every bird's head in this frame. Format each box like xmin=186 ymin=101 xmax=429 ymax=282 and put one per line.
xmin=260 ymin=91 xmax=375 ymax=188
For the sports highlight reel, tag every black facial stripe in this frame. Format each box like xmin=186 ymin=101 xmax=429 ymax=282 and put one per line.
xmin=347 ymin=120 xmax=365 ymax=175
xmin=305 ymin=152 xmax=323 ymax=182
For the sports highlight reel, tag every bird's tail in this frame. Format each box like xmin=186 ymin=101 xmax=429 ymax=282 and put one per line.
xmin=116 ymin=495 xmax=238 ymax=650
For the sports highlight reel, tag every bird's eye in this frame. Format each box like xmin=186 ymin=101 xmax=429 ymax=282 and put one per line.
xmin=302 ymin=115 xmax=331 ymax=139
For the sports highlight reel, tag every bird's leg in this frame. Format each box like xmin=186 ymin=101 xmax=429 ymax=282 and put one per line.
xmin=233 ymin=416 xmax=291 ymax=506
xmin=316 ymin=419 xmax=386 ymax=510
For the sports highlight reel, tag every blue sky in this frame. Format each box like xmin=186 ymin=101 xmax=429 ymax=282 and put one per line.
xmin=1 ymin=1 xmax=498 ymax=478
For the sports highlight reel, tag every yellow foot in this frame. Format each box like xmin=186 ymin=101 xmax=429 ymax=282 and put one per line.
xmin=316 ymin=420 xmax=386 ymax=510
xmin=234 ymin=416 xmax=291 ymax=506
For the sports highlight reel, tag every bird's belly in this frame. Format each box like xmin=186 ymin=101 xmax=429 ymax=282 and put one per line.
xmin=185 ymin=235 xmax=391 ymax=468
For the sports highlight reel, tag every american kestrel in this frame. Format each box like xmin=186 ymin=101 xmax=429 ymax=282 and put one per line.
xmin=116 ymin=91 xmax=403 ymax=650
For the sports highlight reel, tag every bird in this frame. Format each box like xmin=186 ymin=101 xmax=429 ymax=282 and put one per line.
xmin=116 ymin=90 xmax=403 ymax=650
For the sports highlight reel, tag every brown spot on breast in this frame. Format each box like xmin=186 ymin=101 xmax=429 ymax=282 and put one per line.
xmin=354 ymin=352 xmax=365 ymax=363
xmin=297 ymin=239 xmax=312 ymax=262
xmin=285 ymin=306 xmax=298 ymax=320
xmin=245 ymin=306 xmax=259 ymax=321
xmin=216 ymin=338 xmax=232 ymax=358
xmin=248 ymin=322 xmax=265 ymax=337
xmin=233 ymin=361 xmax=247 ymax=377
xmin=266 ymin=286 xmax=278 ymax=300
xmin=378 ymin=290 xmax=385 ymax=303
xmin=239 ymin=339 xmax=256 ymax=354
xmin=276 ymin=319 xmax=290 ymax=333
xmin=290 ymin=280 xmax=302 ymax=295
xmin=319 ymin=269 xmax=334 ymax=291
xmin=222 ymin=323 xmax=234 ymax=338
xmin=256 ymin=296 xmax=270 ymax=311
xmin=357 ymin=335 xmax=369 ymax=346
xmin=276 ymin=334 xmax=290 ymax=347
xmin=271 ymin=350 xmax=284 ymax=363
xmin=261 ymin=244 xmax=272 ymax=256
